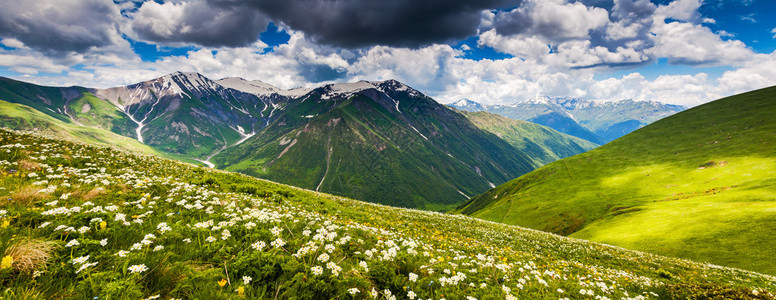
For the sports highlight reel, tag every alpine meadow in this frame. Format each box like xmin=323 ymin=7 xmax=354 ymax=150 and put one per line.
xmin=1 ymin=0 xmax=776 ymax=299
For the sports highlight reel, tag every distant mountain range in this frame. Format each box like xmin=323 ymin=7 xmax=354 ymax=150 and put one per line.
xmin=456 ymin=86 xmax=776 ymax=275
xmin=0 ymin=73 xmax=594 ymax=209
xmin=449 ymin=97 xmax=685 ymax=144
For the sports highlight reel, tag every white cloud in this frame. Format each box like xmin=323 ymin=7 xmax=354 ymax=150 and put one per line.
xmin=654 ymin=0 xmax=702 ymax=22
xmin=491 ymin=0 xmax=610 ymax=41
xmin=0 ymin=38 xmax=26 ymax=49
xmin=477 ymin=30 xmax=549 ymax=60
xmin=649 ymin=19 xmax=752 ymax=66
xmin=0 ymin=53 xmax=69 ymax=74
xmin=739 ymin=14 xmax=757 ymax=24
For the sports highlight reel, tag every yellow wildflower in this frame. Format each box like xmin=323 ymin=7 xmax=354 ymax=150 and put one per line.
xmin=100 ymin=221 xmax=107 ymax=230
xmin=237 ymin=286 xmax=244 ymax=295
xmin=1 ymin=220 xmax=9 ymax=228
xmin=218 ymin=278 xmax=228 ymax=287
xmin=1 ymin=255 xmax=13 ymax=269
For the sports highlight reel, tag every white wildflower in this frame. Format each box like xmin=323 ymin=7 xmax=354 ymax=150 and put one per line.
xmin=128 ymin=264 xmax=148 ymax=274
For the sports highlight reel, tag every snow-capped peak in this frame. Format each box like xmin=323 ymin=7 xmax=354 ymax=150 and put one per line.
xmin=522 ymin=96 xmax=552 ymax=105
xmin=449 ymin=98 xmax=485 ymax=111
xmin=216 ymin=77 xmax=279 ymax=95
xmin=454 ymin=98 xmax=479 ymax=106
xmin=160 ymin=71 xmax=221 ymax=96
xmin=216 ymin=77 xmax=312 ymax=98
xmin=318 ymin=79 xmax=420 ymax=100
xmin=328 ymin=81 xmax=376 ymax=94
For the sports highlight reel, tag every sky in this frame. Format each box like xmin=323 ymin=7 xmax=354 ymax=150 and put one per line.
xmin=0 ymin=0 xmax=775 ymax=106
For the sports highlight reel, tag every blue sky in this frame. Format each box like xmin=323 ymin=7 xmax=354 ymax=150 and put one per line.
xmin=0 ymin=0 xmax=775 ymax=106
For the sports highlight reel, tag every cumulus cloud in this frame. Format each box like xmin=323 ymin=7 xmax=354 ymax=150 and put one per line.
xmin=0 ymin=53 xmax=70 ymax=74
xmin=479 ymin=0 xmax=657 ymax=68
xmin=0 ymin=0 xmax=125 ymax=55
xmin=605 ymin=0 xmax=655 ymax=41
xmin=654 ymin=0 xmax=701 ymax=22
xmin=649 ymin=19 xmax=752 ymax=66
xmin=131 ymin=0 xmax=270 ymax=47
xmin=492 ymin=0 xmax=610 ymax=41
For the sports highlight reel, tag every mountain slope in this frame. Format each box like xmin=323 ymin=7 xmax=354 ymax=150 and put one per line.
xmin=214 ymin=80 xmax=539 ymax=210
xmin=1 ymin=128 xmax=775 ymax=299
xmin=561 ymin=98 xmax=685 ymax=142
xmin=0 ymin=74 xmax=287 ymax=160
xmin=528 ymin=111 xmax=604 ymax=144
xmin=450 ymin=97 xmax=684 ymax=144
xmin=0 ymin=99 xmax=188 ymax=162
xmin=456 ymin=86 xmax=776 ymax=275
xmin=92 ymin=72 xmax=284 ymax=158
xmin=456 ymin=110 xmax=598 ymax=166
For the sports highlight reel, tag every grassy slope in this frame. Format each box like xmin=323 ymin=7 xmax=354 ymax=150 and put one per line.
xmin=0 ymin=77 xmax=72 ymax=123
xmin=459 ymin=110 xmax=598 ymax=166
xmin=68 ymin=92 xmax=136 ymax=137
xmin=457 ymin=86 xmax=776 ymax=275
xmin=1 ymin=128 xmax=775 ymax=299
xmin=0 ymin=100 xmax=195 ymax=164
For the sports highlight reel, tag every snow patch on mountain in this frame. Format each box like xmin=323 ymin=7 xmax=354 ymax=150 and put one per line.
xmin=216 ymin=77 xmax=311 ymax=98
xmin=318 ymin=79 xmax=422 ymax=100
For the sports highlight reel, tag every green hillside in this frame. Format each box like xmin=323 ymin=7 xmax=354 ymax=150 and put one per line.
xmin=0 ymin=100 xmax=193 ymax=164
xmin=0 ymin=77 xmax=75 ymax=123
xmin=67 ymin=92 xmax=136 ymax=137
xmin=457 ymin=86 xmax=776 ymax=275
xmin=1 ymin=128 xmax=775 ymax=299
xmin=459 ymin=110 xmax=598 ymax=166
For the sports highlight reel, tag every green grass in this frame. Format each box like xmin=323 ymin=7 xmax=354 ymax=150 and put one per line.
xmin=0 ymin=128 xmax=775 ymax=299
xmin=456 ymin=86 xmax=776 ymax=275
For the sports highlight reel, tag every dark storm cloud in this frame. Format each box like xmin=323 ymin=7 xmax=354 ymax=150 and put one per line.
xmin=491 ymin=9 xmax=533 ymax=36
xmin=0 ymin=0 xmax=121 ymax=54
xmin=131 ymin=0 xmax=270 ymax=47
xmin=211 ymin=0 xmax=521 ymax=48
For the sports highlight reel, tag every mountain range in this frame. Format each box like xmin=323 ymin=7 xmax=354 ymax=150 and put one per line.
xmin=449 ymin=97 xmax=685 ymax=144
xmin=0 ymin=73 xmax=596 ymax=209
xmin=456 ymin=86 xmax=776 ymax=275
